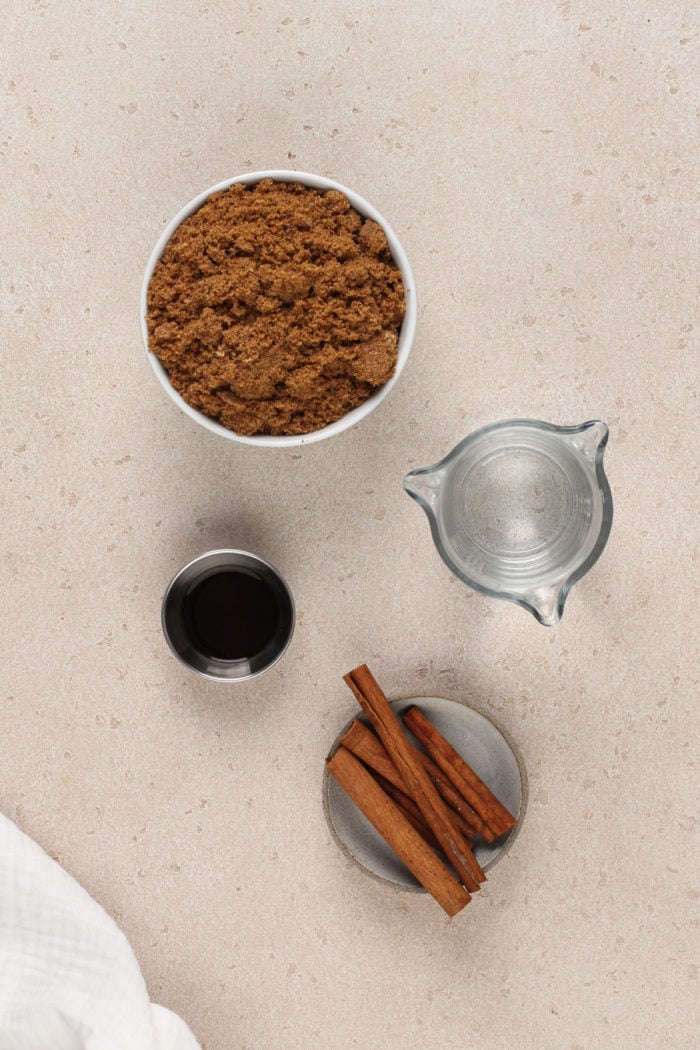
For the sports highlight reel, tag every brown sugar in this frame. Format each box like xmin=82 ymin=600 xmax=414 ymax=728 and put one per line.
xmin=146 ymin=179 xmax=406 ymax=436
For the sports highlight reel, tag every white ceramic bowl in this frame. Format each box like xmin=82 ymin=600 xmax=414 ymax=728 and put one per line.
xmin=140 ymin=170 xmax=417 ymax=447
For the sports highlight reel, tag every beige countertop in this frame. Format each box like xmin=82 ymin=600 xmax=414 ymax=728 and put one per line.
xmin=2 ymin=2 xmax=698 ymax=1047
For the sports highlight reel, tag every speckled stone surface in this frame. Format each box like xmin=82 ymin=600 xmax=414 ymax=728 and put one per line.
xmin=2 ymin=3 xmax=698 ymax=1048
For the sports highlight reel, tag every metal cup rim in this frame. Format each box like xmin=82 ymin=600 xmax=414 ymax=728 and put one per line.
xmin=161 ymin=549 xmax=295 ymax=681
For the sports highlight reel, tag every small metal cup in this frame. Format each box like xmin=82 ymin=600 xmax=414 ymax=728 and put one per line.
xmin=161 ymin=549 xmax=295 ymax=681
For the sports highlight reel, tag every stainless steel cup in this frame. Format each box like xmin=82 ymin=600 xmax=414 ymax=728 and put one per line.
xmin=161 ymin=549 xmax=295 ymax=681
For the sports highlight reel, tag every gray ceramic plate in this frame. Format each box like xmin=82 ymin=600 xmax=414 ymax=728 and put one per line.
xmin=322 ymin=696 xmax=527 ymax=891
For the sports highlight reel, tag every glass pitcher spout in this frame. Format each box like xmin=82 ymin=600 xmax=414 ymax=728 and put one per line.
xmin=568 ymin=419 xmax=609 ymax=460
xmin=403 ymin=466 xmax=444 ymax=508
xmin=521 ymin=582 xmax=567 ymax=626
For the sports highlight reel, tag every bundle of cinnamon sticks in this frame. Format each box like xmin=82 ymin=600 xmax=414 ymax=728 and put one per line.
xmin=326 ymin=665 xmax=517 ymax=917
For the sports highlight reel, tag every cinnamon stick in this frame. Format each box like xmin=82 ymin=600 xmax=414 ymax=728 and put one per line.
xmin=326 ymin=746 xmax=471 ymax=917
xmin=402 ymin=705 xmax=516 ymax=837
xmin=340 ymin=719 xmax=491 ymax=841
xmin=339 ymin=719 xmax=406 ymax=791
xmin=343 ymin=665 xmax=480 ymax=894
xmin=370 ymin=770 xmax=449 ymax=854
xmin=369 ymin=769 xmax=482 ymax=891
xmin=424 ymin=759 xmax=496 ymax=843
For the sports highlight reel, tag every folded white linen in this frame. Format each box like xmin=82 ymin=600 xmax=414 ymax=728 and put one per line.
xmin=0 ymin=813 xmax=200 ymax=1050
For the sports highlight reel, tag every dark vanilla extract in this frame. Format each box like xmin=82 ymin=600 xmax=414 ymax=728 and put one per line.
xmin=183 ymin=569 xmax=279 ymax=661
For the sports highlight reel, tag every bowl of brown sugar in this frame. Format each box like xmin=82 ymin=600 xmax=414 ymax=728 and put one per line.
xmin=140 ymin=170 xmax=416 ymax=446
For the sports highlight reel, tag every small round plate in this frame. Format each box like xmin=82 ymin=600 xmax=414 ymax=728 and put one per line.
xmin=322 ymin=696 xmax=527 ymax=891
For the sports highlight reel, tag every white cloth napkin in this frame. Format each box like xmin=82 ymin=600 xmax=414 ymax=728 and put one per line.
xmin=0 ymin=813 xmax=200 ymax=1050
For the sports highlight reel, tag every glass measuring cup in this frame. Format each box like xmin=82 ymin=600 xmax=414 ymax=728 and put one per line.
xmin=404 ymin=420 xmax=613 ymax=626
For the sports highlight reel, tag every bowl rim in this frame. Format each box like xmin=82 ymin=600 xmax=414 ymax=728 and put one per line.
xmin=140 ymin=169 xmax=417 ymax=447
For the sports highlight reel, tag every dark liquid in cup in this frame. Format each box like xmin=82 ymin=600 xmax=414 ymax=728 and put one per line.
xmin=183 ymin=569 xmax=279 ymax=661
